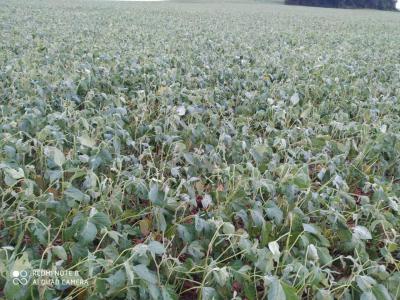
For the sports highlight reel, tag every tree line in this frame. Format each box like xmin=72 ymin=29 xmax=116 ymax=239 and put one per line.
xmin=285 ymin=0 xmax=397 ymax=10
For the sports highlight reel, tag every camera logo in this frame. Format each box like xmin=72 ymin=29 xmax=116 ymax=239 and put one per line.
xmin=12 ymin=270 xmax=29 ymax=286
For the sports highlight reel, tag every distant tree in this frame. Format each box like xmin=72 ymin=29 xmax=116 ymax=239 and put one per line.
xmin=285 ymin=0 xmax=396 ymax=10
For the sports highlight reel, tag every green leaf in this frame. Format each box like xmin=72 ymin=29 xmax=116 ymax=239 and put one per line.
xmin=106 ymin=269 xmax=126 ymax=294
xmin=353 ymin=226 xmax=372 ymax=240
xmin=290 ymin=93 xmax=300 ymax=105
xmin=80 ymin=221 xmax=97 ymax=243
xmin=303 ymin=223 xmax=320 ymax=235
xmin=148 ymin=283 xmax=161 ymax=299
xmin=177 ymin=224 xmax=193 ymax=242
xmin=250 ymin=144 xmax=269 ymax=164
xmin=187 ymin=240 xmax=205 ymax=259
xmin=4 ymin=279 xmax=29 ymax=300
xmin=293 ymin=167 xmax=310 ymax=189
xmin=315 ymin=289 xmax=333 ymax=300
xmin=307 ymin=244 xmax=319 ymax=261
xmin=268 ymin=241 xmax=281 ymax=262
xmin=281 ymin=281 xmax=299 ymax=300
xmin=161 ymin=286 xmax=178 ymax=300
xmin=266 ymin=201 xmax=283 ymax=225
xmin=268 ymin=278 xmax=286 ymax=300
xmin=78 ymin=134 xmax=96 ymax=148
xmin=212 ymin=267 xmax=229 ymax=286
xmin=149 ymin=184 xmax=165 ymax=206
xmin=90 ymin=212 xmax=111 ymax=228
xmin=124 ymin=261 xmax=135 ymax=284
xmin=64 ymin=187 xmax=90 ymax=203
xmin=201 ymin=194 xmax=212 ymax=209
xmin=133 ymin=264 xmax=158 ymax=284
xmin=356 ymin=275 xmax=377 ymax=292
xmin=107 ymin=230 xmax=122 ymax=244
xmin=317 ymin=247 xmax=333 ymax=266
xmin=3 ymin=167 xmax=25 ymax=186
xmin=52 ymin=246 xmax=68 ymax=261
xmin=255 ymin=248 xmax=274 ymax=273
xmin=44 ymin=146 xmax=65 ymax=167
xmin=201 ymin=287 xmax=217 ymax=300
xmin=12 ymin=252 xmax=31 ymax=272
xmin=148 ymin=241 xmax=165 ymax=255
xmin=6 ymin=252 xmax=31 ymax=298
xmin=371 ymin=284 xmax=391 ymax=300
xmin=250 ymin=209 xmax=266 ymax=228
xmin=70 ymin=242 xmax=88 ymax=262
xmin=153 ymin=207 xmax=167 ymax=232
xmin=360 ymin=291 xmax=377 ymax=300
xmin=222 ymin=222 xmax=235 ymax=235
